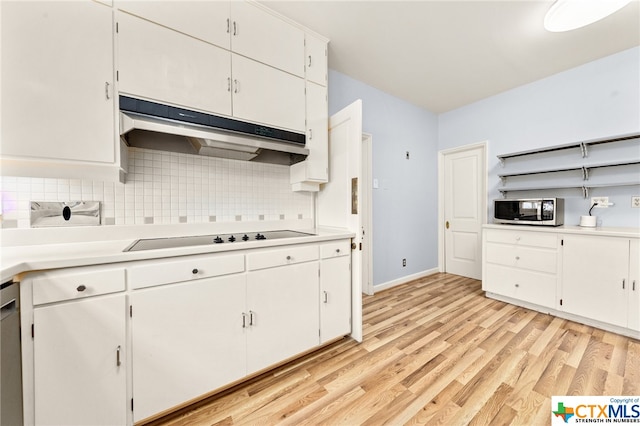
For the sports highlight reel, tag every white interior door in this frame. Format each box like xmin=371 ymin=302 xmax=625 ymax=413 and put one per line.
xmin=441 ymin=144 xmax=486 ymax=280
xmin=317 ymin=100 xmax=363 ymax=342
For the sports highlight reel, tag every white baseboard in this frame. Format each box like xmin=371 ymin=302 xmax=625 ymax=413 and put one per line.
xmin=374 ymin=268 xmax=440 ymax=293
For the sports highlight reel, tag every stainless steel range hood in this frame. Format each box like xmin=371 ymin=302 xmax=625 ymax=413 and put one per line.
xmin=119 ymin=96 xmax=308 ymax=166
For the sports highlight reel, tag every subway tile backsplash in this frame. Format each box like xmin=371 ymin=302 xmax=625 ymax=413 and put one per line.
xmin=0 ymin=148 xmax=313 ymax=229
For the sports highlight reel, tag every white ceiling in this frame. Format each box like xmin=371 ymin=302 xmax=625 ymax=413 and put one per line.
xmin=261 ymin=0 xmax=640 ymax=113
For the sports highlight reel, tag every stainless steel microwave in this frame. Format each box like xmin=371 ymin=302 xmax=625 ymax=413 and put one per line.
xmin=494 ymin=198 xmax=564 ymax=226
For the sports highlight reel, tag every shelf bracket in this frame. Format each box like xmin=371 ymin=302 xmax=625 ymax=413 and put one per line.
xmin=498 ymin=157 xmax=505 ymax=167
xmin=581 ymin=186 xmax=589 ymax=199
xmin=580 ymin=142 xmax=588 ymax=158
xmin=581 ymin=166 xmax=589 ymax=181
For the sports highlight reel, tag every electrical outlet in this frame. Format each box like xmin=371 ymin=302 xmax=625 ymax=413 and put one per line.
xmin=632 ymin=196 xmax=640 ymax=208
xmin=591 ymin=197 xmax=609 ymax=208
xmin=402 ymin=258 xmax=406 ymax=267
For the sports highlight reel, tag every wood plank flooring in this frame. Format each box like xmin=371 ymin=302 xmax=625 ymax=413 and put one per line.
xmin=150 ymin=273 xmax=640 ymax=426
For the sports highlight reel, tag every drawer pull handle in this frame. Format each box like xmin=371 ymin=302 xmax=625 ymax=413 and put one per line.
xmin=286 ymin=256 xmax=292 ymax=261
xmin=116 ymin=345 xmax=121 ymax=367
xmin=323 ymin=291 xmax=328 ymax=303
xmin=515 ymin=256 xmax=520 ymax=260
xmin=242 ymin=312 xmax=247 ymax=328
xmin=192 ymin=268 xmax=199 ymax=275
xmin=249 ymin=310 xmax=255 ymax=326
xmin=76 ymin=285 xmax=86 ymax=292
xmin=633 ymin=280 xmax=636 ymax=291
xmin=622 ymin=279 xmax=625 ymax=289
xmin=515 ymin=284 xmax=520 ymax=288
xmin=336 ymin=249 xmax=341 ymax=253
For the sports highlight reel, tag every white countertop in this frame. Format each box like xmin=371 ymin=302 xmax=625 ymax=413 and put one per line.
xmin=483 ymin=223 xmax=640 ymax=238
xmin=0 ymin=225 xmax=354 ymax=283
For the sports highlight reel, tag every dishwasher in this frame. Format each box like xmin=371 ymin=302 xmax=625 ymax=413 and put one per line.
xmin=1 ymin=279 xmax=23 ymax=425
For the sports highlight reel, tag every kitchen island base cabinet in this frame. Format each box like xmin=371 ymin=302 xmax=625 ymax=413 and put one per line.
xmin=131 ymin=274 xmax=246 ymax=423
xmin=33 ymin=294 xmax=127 ymax=426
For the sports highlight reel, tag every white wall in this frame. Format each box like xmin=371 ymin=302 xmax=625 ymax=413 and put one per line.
xmin=328 ymin=70 xmax=439 ymax=287
xmin=439 ymin=47 xmax=640 ymax=228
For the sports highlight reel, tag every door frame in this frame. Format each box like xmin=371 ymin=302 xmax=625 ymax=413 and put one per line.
xmin=437 ymin=141 xmax=488 ymax=274
xmin=362 ymin=132 xmax=373 ymax=295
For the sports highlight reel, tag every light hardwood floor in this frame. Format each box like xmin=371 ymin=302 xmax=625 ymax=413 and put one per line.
xmin=151 ymin=273 xmax=640 ymax=426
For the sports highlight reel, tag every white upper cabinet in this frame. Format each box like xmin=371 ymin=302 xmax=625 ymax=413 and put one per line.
xmin=306 ymin=34 xmax=328 ymax=86
xmin=232 ymin=54 xmax=305 ymax=132
xmin=114 ymin=1 xmax=231 ymax=49
xmin=230 ymin=2 xmax=305 ymax=77
xmin=290 ymin=81 xmax=328 ymax=188
xmin=117 ymin=11 xmax=232 ymax=116
xmin=0 ymin=1 xmax=118 ymax=178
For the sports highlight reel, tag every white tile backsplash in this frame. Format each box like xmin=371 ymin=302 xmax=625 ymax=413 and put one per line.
xmin=0 ymin=148 xmax=313 ymax=228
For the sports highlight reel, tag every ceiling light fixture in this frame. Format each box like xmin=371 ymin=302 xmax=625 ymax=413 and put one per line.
xmin=544 ymin=0 xmax=633 ymax=32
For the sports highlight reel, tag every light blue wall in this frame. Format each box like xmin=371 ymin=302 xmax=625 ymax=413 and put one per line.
xmin=328 ymin=47 xmax=640 ymax=288
xmin=439 ymin=47 xmax=640 ymax=228
xmin=328 ymin=70 xmax=439 ymax=287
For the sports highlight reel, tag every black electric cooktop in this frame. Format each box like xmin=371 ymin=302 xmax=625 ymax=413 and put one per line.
xmin=124 ymin=230 xmax=314 ymax=252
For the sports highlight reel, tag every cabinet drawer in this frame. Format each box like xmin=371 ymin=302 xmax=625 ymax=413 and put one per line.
xmin=483 ymin=263 xmax=556 ymax=308
xmin=485 ymin=242 xmax=557 ymax=274
xmin=247 ymin=244 xmax=319 ymax=271
xmin=485 ymin=229 xmax=557 ymax=248
xmin=32 ymin=267 xmax=125 ymax=305
xmin=320 ymin=240 xmax=350 ymax=259
xmin=129 ymin=253 xmax=245 ymax=290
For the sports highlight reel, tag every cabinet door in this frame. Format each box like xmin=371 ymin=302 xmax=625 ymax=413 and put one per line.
xmin=291 ymin=82 xmax=328 ymax=184
xmin=232 ymin=54 xmax=305 ymax=132
xmin=246 ymin=262 xmax=319 ymax=374
xmin=33 ymin=294 xmax=126 ymax=426
xmin=484 ymin=263 xmax=556 ymax=309
xmin=131 ymin=274 xmax=246 ymax=422
xmin=1 ymin=1 xmax=115 ymax=163
xmin=561 ymin=235 xmax=629 ymax=328
xmin=629 ymin=239 xmax=640 ymax=331
xmin=320 ymin=256 xmax=351 ymax=343
xmin=117 ymin=11 xmax=232 ymax=116
xmin=306 ymin=34 xmax=328 ymax=86
xmin=230 ymin=1 xmax=304 ymax=77
xmin=115 ymin=1 xmax=231 ymax=49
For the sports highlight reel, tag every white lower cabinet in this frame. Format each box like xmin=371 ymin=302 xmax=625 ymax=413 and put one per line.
xmin=319 ymin=241 xmax=352 ymax=343
xmin=24 ymin=265 xmax=127 ymax=426
xmin=482 ymin=225 xmax=639 ymax=338
xmin=22 ymin=238 xmax=352 ymax=425
xmin=561 ymin=234 xmax=638 ymax=331
xmin=131 ymin=274 xmax=246 ymax=423
xmin=629 ymin=239 xmax=640 ymax=332
xmin=482 ymin=228 xmax=559 ymax=309
xmin=246 ymin=261 xmax=320 ymax=374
